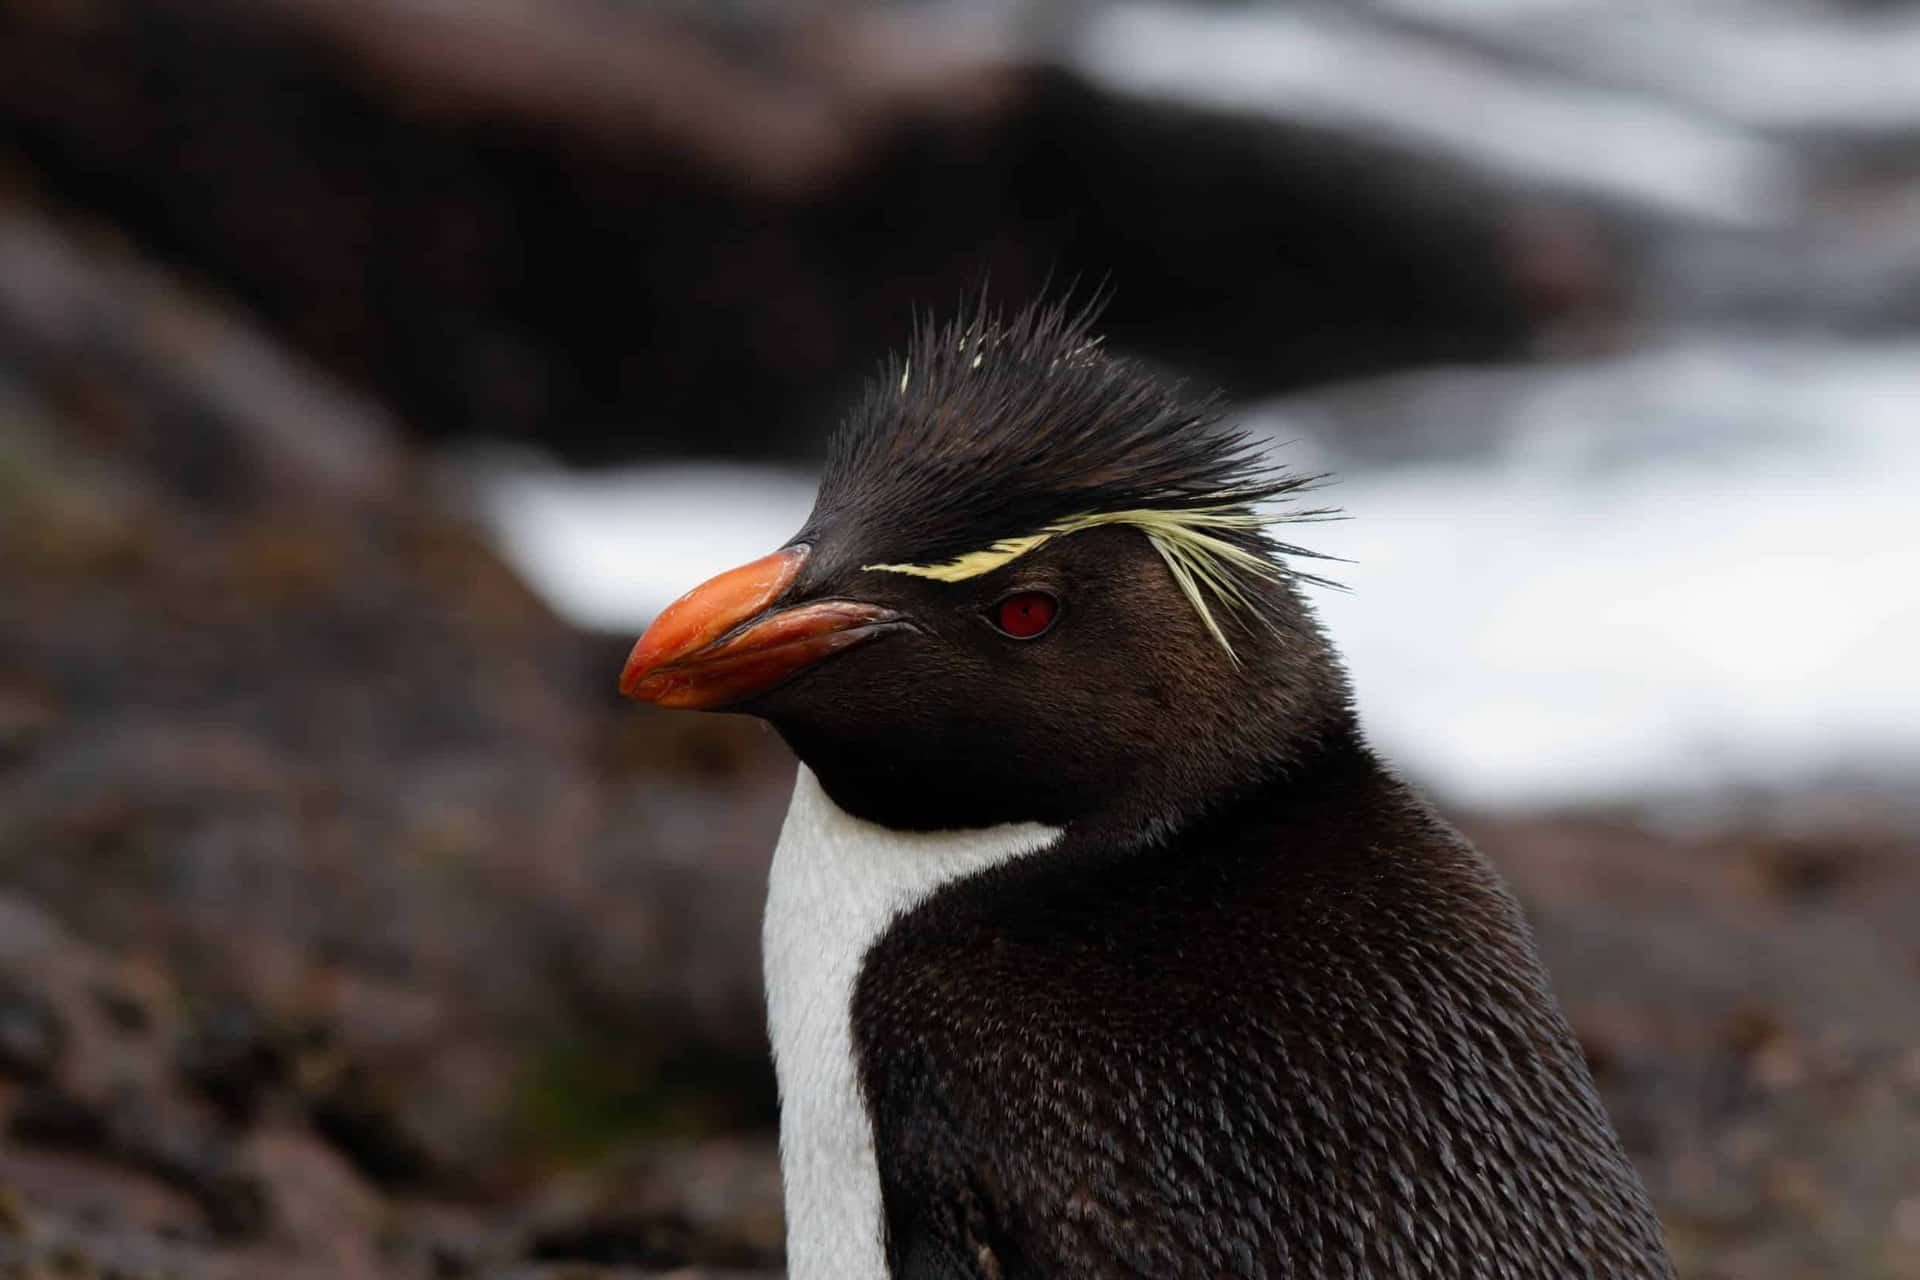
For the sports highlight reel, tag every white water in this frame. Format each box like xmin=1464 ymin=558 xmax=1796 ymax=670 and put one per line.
xmin=472 ymin=337 xmax=1920 ymax=809
xmin=1073 ymin=3 xmax=1793 ymax=226
xmin=1267 ymin=338 xmax=1920 ymax=805
xmin=1366 ymin=0 xmax=1920 ymax=136
xmin=471 ymin=459 xmax=818 ymax=634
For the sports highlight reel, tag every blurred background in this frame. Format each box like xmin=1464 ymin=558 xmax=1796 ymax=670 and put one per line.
xmin=1 ymin=1 xmax=1917 ymax=1276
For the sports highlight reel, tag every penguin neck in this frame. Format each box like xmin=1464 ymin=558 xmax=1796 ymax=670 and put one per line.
xmin=1079 ymin=707 xmax=1371 ymax=853
xmin=782 ymin=686 xmax=1366 ymax=850
xmin=763 ymin=765 xmax=1063 ymax=1280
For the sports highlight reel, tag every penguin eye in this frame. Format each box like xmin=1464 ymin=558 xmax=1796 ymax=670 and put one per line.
xmin=990 ymin=591 xmax=1058 ymax=639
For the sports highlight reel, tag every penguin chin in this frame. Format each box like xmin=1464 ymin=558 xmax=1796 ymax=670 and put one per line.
xmin=759 ymin=682 xmax=1155 ymax=835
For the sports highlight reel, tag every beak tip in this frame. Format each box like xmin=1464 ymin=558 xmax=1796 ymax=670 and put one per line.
xmin=617 ymin=546 xmax=810 ymax=709
xmin=618 ymin=638 xmax=660 ymax=702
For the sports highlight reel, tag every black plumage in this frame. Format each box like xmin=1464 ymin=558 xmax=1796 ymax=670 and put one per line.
xmin=854 ymin=731 xmax=1673 ymax=1278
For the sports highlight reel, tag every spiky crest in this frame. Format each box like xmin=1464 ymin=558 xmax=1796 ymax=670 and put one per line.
xmin=808 ymin=297 xmax=1337 ymax=658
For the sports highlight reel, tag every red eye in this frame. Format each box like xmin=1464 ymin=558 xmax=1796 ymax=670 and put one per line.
xmin=994 ymin=592 xmax=1057 ymax=639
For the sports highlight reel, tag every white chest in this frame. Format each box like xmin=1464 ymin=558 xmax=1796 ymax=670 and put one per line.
xmin=763 ymin=766 xmax=1061 ymax=1280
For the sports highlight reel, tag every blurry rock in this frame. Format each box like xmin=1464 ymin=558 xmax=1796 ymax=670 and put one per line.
xmin=0 ymin=894 xmax=181 ymax=1108
xmin=89 ymin=974 xmax=156 ymax=1038
xmin=0 ymin=895 xmax=67 ymax=967
xmin=242 ymin=1127 xmax=385 ymax=1280
xmin=485 ymin=1270 xmax=779 ymax=1280
xmin=0 ymin=677 xmax=60 ymax=766
xmin=0 ymin=0 xmax=1555 ymax=464
xmin=178 ymin=1003 xmax=288 ymax=1124
xmin=8 ymin=1085 xmax=269 ymax=1239
xmin=1749 ymin=830 xmax=1887 ymax=902
xmin=0 ymin=1185 xmax=28 ymax=1239
xmin=0 ymin=213 xmax=401 ymax=506
xmin=524 ymin=1138 xmax=782 ymax=1271
xmin=0 ymin=202 xmax=788 ymax=1215
xmin=0 ymin=1145 xmax=202 ymax=1242
xmin=0 ymin=979 xmax=64 ymax=1084
xmin=0 ymin=894 xmax=271 ymax=1241
xmin=307 ymin=1061 xmax=438 ymax=1190
xmin=7 ymin=1088 xmax=108 ymax=1152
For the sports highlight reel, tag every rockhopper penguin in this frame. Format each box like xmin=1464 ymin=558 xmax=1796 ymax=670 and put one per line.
xmin=619 ymin=301 xmax=1676 ymax=1279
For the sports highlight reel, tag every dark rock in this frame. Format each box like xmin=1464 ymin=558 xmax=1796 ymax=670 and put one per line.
xmin=0 ymin=677 xmax=60 ymax=767
xmin=0 ymin=1144 xmax=204 ymax=1242
xmin=87 ymin=981 xmax=151 ymax=1039
xmin=526 ymin=1217 xmax=699 ymax=1269
xmin=8 ymin=1089 xmax=110 ymax=1152
xmin=522 ymin=1139 xmax=782 ymax=1271
xmin=0 ymin=979 xmax=64 ymax=1083
xmin=307 ymin=1067 xmax=435 ymax=1191
xmin=0 ymin=0 xmax=1558 ymax=466
xmin=8 ymin=1087 xmax=268 ymax=1241
xmin=176 ymin=1005 xmax=287 ymax=1125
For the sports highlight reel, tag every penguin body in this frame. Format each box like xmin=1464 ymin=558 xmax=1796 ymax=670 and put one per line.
xmin=620 ymin=300 xmax=1677 ymax=1279
xmin=853 ymin=734 xmax=1665 ymax=1278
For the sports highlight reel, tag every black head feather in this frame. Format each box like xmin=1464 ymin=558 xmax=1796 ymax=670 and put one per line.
xmin=800 ymin=297 xmax=1335 ymax=609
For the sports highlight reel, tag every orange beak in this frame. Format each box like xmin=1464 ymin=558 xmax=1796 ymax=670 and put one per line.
xmin=619 ymin=546 xmax=898 ymax=709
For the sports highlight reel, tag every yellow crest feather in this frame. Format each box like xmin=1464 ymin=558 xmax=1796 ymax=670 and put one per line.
xmin=862 ymin=504 xmax=1288 ymax=661
xmin=863 ymin=533 xmax=1054 ymax=583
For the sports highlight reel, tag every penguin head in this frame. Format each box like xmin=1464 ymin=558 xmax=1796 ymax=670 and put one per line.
xmin=622 ymin=300 xmax=1347 ymax=832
